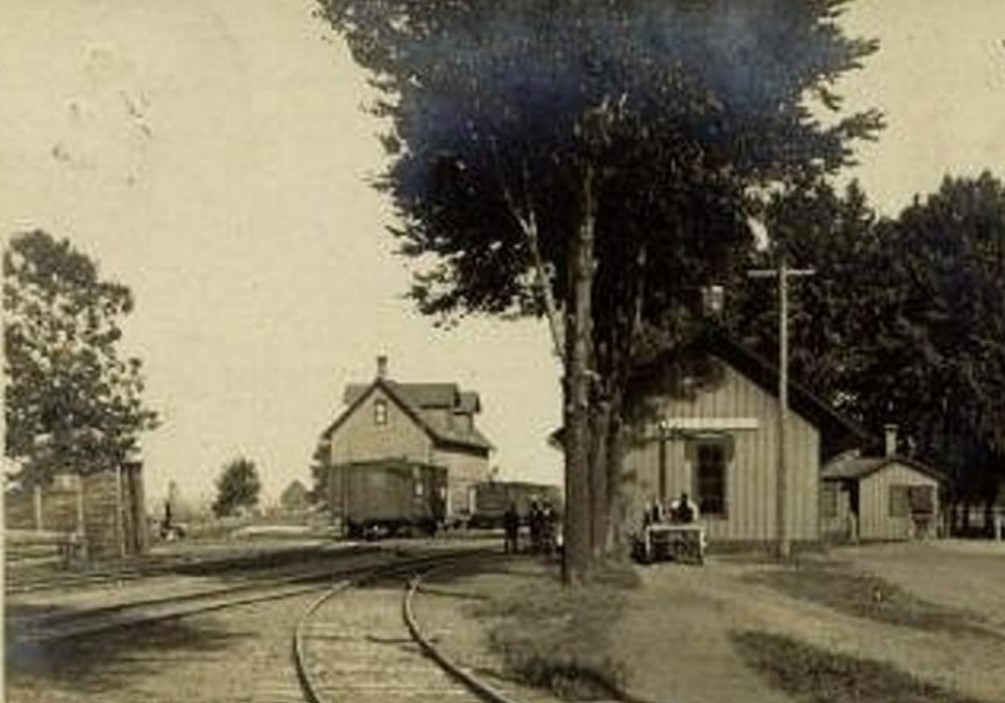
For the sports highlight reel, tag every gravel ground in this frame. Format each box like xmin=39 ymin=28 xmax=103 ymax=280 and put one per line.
xmin=5 ymin=543 xmax=499 ymax=703
xmin=6 ymin=593 xmax=316 ymax=703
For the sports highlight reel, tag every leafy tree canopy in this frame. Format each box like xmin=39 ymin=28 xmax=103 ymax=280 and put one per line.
xmin=212 ymin=457 xmax=262 ymax=518
xmin=733 ymin=172 xmax=1005 ymax=507
xmin=320 ymin=0 xmax=883 ymax=326
xmin=4 ymin=230 xmax=158 ymax=484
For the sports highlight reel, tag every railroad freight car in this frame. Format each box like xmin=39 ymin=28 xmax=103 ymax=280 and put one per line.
xmin=468 ymin=480 xmax=562 ymax=528
xmin=325 ymin=460 xmax=447 ymax=538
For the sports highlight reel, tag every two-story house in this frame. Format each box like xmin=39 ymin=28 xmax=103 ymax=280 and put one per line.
xmin=321 ymin=356 xmax=493 ymax=518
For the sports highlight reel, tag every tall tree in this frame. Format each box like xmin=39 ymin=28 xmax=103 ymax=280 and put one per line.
xmin=319 ymin=0 xmax=881 ymax=579
xmin=859 ymin=173 xmax=1005 ymax=527
xmin=212 ymin=457 xmax=262 ymax=518
xmin=308 ymin=438 xmax=331 ymax=504
xmin=731 ymin=179 xmax=883 ymax=407
xmin=736 ymin=173 xmax=1005 ymax=532
xmin=4 ymin=230 xmax=158 ymax=485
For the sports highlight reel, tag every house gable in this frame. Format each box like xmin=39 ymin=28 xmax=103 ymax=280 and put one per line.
xmin=326 ymin=382 xmax=435 ymax=465
xmin=620 ymin=331 xmax=868 ymax=460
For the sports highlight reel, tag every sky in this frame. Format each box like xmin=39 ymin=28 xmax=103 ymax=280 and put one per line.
xmin=1 ymin=0 xmax=1003 ymax=509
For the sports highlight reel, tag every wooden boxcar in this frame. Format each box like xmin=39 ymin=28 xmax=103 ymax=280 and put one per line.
xmin=469 ymin=480 xmax=562 ymax=528
xmin=325 ymin=460 xmax=447 ymax=538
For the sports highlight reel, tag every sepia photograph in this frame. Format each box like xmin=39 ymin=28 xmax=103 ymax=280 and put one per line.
xmin=2 ymin=1 xmax=1004 ymax=702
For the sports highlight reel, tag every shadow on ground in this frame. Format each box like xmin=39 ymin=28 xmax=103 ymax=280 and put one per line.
xmin=744 ymin=561 xmax=1002 ymax=641
xmin=6 ymin=616 xmax=243 ymax=696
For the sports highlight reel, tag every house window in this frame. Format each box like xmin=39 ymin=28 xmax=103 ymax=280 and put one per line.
xmin=889 ymin=485 xmax=910 ymax=517
xmin=374 ymin=399 xmax=388 ymax=425
xmin=821 ymin=483 xmax=838 ymax=519
xmin=694 ymin=442 xmax=727 ymax=517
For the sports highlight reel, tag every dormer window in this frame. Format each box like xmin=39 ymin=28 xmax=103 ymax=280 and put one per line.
xmin=374 ymin=399 xmax=388 ymax=425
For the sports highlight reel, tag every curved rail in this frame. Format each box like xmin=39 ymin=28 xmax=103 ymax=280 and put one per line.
xmin=293 ymin=581 xmax=353 ymax=703
xmin=293 ymin=551 xmax=506 ymax=703
xmin=403 ymin=568 xmax=522 ymax=703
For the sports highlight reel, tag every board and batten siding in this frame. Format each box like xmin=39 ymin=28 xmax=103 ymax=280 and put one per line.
xmin=858 ymin=463 xmax=939 ymax=541
xmin=431 ymin=447 xmax=489 ymax=516
xmin=622 ymin=363 xmax=820 ymax=543
xmin=329 ymin=387 xmax=435 ymax=466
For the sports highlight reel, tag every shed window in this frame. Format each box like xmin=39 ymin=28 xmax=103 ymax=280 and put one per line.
xmin=374 ymin=399 xmax=388 ymax=425
xmin=908 ymin=485 xmax=935 ymax=514
xmin=821 ymin=483 xmax=838 ymax=519
xmin=694 ymin=442 xmax=727 ymax=517
xmin=889 ymin=485 xmax=910 ymax=517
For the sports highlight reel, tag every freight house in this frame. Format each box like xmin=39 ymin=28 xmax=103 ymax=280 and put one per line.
xmin=619 ymin=333 xmax=867 ymax=547
xmin=320 ymin=356 xmax=493 ymax=519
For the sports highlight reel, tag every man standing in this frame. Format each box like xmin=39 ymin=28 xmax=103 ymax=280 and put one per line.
xmin=503 ymin=502 xmax=520 ymax=554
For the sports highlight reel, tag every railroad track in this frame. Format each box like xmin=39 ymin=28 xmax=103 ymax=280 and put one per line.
xmin=7 ymin=548 xmax=484 ymax=644
xmin=5 ymin=543 xmax=374 ymax=595
xmin=294 ymin=555 xmax=517 ymax=703
xmin=7 ymin=546 xmax=516 ymax=703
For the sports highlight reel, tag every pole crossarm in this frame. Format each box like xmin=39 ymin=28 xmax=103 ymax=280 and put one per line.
xmin=746 ymin=256 xmax=815 ymax=561
xmin=747 ymin=268 xmax=817 ymax=278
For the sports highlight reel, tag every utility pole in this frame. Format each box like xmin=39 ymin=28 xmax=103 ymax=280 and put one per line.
xmin=748 ymin=254 xmax=815 ymax=560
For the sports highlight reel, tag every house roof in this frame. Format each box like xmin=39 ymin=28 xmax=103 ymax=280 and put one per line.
xmin=280 ymin=480 xmax=309 ymax=502
xmin=324 ymin=377 xmax=492 ymax=453
xmin=343 ymin=381 xmax=481 ymax=412
xmin=822 ymin=453 xmax=946 ymax=483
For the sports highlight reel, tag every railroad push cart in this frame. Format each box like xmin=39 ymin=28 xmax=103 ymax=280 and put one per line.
xmin=635 ymin=523 xmax=706 ymax=565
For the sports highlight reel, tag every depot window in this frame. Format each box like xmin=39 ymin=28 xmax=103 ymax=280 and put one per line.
xmin=374 ymin=399 xmax=388 ymax=425
xmin=693 ymin=441 xmax=728 ymax=517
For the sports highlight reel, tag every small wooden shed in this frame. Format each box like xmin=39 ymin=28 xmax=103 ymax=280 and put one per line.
xmin=821 ymin=449 xmax=943 ymax=542
xmin=4 ymin=462 xmax=148 ymax=560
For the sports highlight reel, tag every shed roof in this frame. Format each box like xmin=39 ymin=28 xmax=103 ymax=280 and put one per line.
xmin=822 ymin=453 xmax=945 ymax=483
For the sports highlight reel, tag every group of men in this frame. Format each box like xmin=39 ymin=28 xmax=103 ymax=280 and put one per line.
xmin=503 ymin=500 xmax=557 ymax=554
xmin=644 ymin=491 xmax=701 ymax=527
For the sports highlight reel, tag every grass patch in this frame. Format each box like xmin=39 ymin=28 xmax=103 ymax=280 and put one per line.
xmin=733 ymin=631 xmax=985 ymax=703
xmin=749 ymin=563 xmax=994 ymax=638
xmin=471 ymin=561 xmax=638 ymax=700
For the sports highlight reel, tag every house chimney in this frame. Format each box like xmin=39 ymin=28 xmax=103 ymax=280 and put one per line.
xmin=884 ymin=424 xmax=898 ymax=457
xmin=377 ymin=355 xmax=388 ymax=379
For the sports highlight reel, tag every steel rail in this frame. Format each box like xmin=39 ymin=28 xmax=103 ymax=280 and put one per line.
xmin=293 ymin=550 xmax=502 ymax=703
xmin=10 ymin=547 xmax=484 ymax=643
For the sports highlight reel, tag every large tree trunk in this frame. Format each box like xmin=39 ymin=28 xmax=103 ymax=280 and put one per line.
xmin=562 ymin=165 xmax=597 ymax=586
xmin=588 ymin=397 xmax=611 ymax=563
xmin=605 ymin=393 xmax=629 ymax=554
